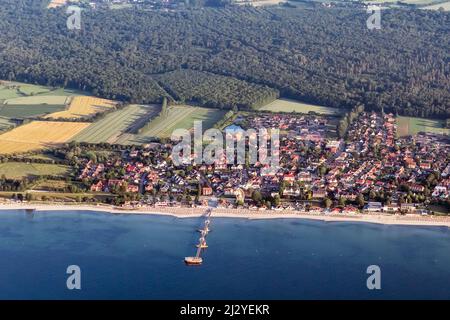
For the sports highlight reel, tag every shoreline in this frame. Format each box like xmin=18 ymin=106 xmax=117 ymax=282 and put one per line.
xmin=1 ymin=203 xmax=450 ymax=228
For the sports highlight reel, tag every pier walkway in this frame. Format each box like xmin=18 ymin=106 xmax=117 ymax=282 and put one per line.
xmin=184 ymin=203 xmax=215 ymax=265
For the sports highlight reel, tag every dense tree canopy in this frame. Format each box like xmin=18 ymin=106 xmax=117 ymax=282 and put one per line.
xmin=155 ymin=69 xmax=279 ymax=109
xmin=0 ymin=1 xmax=448 ymax=115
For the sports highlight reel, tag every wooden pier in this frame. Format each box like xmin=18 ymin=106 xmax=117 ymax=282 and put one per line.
xmin=184 ymin=208 xmax=213 ymax=266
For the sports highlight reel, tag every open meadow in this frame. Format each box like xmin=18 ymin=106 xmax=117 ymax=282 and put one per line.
xmin=397 ymin=116 xmax=450 ymax=137
xmin=0 ymin=81 xmax=84 ymax=100
xmin=0 ymin=81 xmax=85 ymax=120
xmin=73 ymin=104 xmax=160 ymax=144
xmin=117 ymin=105 xmax=226 ymax=144
xmin=0 ymin=121 xmax=90 ymax=154
xmin=0 ymin=81 xmax=52 ymax=98
xmin=257 ymin=99 xmax=340 ymax=115
xmin=3 ymin=96 xmax=70 ymax=105
xmin=0 ymin=162 xmax=70 ymax=179
xmin=0 ymin=86 xmax=25 ymax=100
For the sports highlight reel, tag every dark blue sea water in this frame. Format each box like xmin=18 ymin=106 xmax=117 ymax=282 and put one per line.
xmin=0 ymin=210 xmax=449 ymax=299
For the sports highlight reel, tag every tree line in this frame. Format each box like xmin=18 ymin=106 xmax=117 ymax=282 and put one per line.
xmin=0 ymin=1 xmax=448 ymax=116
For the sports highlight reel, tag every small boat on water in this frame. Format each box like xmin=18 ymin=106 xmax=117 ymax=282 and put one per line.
xmin=184 ymin=257 xmax=203 ymax=265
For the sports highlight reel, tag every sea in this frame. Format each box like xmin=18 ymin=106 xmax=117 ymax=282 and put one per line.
xmin=0 ymin=209 xmax=449 ymax=299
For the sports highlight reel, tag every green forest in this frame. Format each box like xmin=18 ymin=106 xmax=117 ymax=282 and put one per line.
xmin=155 ymin=70 xmax=279 ymax=109
xmin=0 ymin=0 xmax=448 ymax=116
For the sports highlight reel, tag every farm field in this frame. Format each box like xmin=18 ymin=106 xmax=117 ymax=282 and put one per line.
xmin=0 ymin=81 xmax=88 ymax=120
xmin=3 ymin=96 xmax=70 ymax=105
xmin=118 ymin=105 xmax=227 ymax=144
xmin=363 ymin=0 xmax=436 ymax=4
xmin=44 ymin=96 xmax=116 ymax=120
xmin=0 ymin=86 xmax=25 ymax=100
xmin=0 ymin=121 xmax=90 ymax=154
xmin=73 ymin=104 xmax=159 ymax=144
xmin=0 ymin=162 xmax=70 ymax=179
xmin=0 ymin=116 xmax=15 ymax=132
xmin=0 ymin=104 xmax=66 ymax=119
xmin=0 ymin=82 xmax=51 ymax=99
xmin=397 ymin=116 xmax=450 ymax=137
xmin=257 ymin=99 xmax=340 ymax=115
xmin=0 ymin=81 xmax=84 ymax=100
xmin=422 ymin=1 xmax=450 ymax=10
xmin=36 ymin=87 xmax=86 ymax=96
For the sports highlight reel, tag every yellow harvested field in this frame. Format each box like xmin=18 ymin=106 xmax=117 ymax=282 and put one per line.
xmin=0 ymin=121 xmax=90 ymax=154
xmin=44 ymin=96 xmax=116 ymax=119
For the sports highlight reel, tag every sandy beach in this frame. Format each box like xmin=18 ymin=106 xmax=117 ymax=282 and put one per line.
xmin=0 ymin=202 xmax=449 ymax=228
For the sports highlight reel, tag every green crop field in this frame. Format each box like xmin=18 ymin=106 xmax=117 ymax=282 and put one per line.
xmin=119 ymin=105 xmax=227 ymax=144
xmin=35 ymin=87 xmax=86 ymax=97
xmin=3 ymin=95 xmax=70 ymax=105
xmin=257 ymin=98 xmax=340 ymax=115
xmin=12 ymin=82 xmax=52 ymax=96
xmin=397 ymin=116 xmax=450 ymax=137
xmin=0 ymin=80 xmax=84 ymax=100
xmin=0 ymin=81 xmax=51 ymax=98
xmin=0 ymin=162 xmax=71 ymax=179
xmin=0 ymin=80 xmax=87 ymax=122
xmin=0 ymin=87 xmax=22 ymax=100
xmin=73 ymin=104 xmax=160 ymax=144
xmin=0 ymin=116 xmax=15 ymax=132
xmin=0 ymin=104 xmax=66 ymax=119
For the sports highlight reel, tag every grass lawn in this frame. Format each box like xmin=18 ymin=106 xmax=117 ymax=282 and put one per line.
xmin=396 ymin=116 xmax=450 ymax=137
xmin=0 ymin=162 xmax=71 ymax=179
xmin=26 ymin=153 xmax=64 ymax=162
xmin=0 ymin=191 xmax=113 ymax=202
xmin=32 ymin=180 xmax=70 ymax=189
xmin=257 ymin=98 xmax=340 ymax=115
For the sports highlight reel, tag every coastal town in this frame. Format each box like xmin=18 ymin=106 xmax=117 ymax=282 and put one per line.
xmin=10 ymin=109 xmax=443 ymax=218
